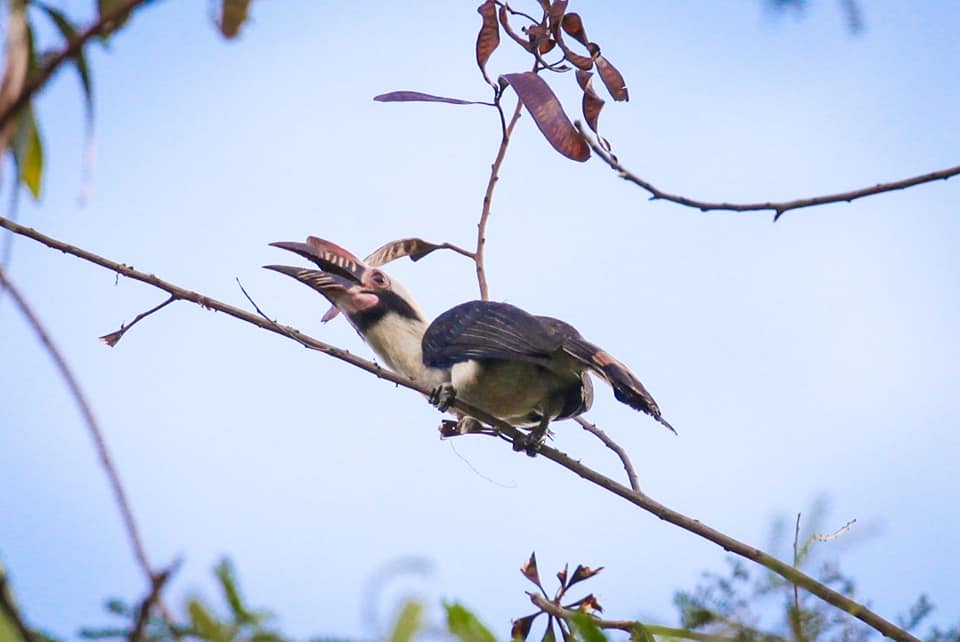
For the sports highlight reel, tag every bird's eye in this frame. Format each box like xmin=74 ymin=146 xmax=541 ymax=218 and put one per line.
xmin=371 ymin=271 xmax=387 ymax=286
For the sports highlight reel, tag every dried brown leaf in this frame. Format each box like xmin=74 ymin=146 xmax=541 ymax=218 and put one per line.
xmin=547 ymin=0 xmax=568 ymax=30
xmin=575 ymin=70 xmax=604 ymax=135
xmin=374 ymin=91 xmax=484 ymax=105
xmin=560 ymin=13 xmax=589 ymax=46
xmin=568 ymin=564 xmax=604 ymax=588
xmin=556 ymin=563 xmax=568 ymax=589
xmin=565 ymin=593 xmax=604 ymax=614
xmin=511 ymin=614 xmax=539 ymax=641
xmin=364 ymin=238 xmax=444 ymax=266
xmin=498 ymin=5 xmax=534 ymax=51
xmin=475 ymin=0 xmax=500 ymax=84
xmin=500 ymin=72 xmax=589 ymax=162
xmin=595 ymin=55 xmax=628 ymax=102
xmin=521 ymin=551 xmax=543 ymax=590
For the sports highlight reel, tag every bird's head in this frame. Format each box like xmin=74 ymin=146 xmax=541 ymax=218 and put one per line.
xmin=265 ymin=237 xmax=426 ymax=333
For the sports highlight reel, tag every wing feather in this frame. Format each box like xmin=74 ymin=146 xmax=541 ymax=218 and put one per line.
xmin=422 ymin=301 xmax=562 ymax=369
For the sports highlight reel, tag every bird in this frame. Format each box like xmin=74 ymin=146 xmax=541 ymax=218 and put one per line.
xmin=265 ymin=236 xmax=675 ymax=454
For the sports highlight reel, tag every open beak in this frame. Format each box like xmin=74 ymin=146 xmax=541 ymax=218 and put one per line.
xmin=265 ymin=237 xmax=373 ymax=321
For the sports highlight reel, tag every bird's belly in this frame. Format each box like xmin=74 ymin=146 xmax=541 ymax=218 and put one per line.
xmin=451 ymin=359 xmax=574 ymax=426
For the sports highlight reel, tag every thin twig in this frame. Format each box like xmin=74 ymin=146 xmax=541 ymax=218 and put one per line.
xmin=0 ymin=215 xmax=921 ymax=642
xmin=574 ymin=416 xmax=640 ymax=493
xmin=528 ymin=593 xmax=782 ymax=642
xmin=576 ymin=122 xmax=960 ymax=221
xmin=0 ymin=265 xmax=154 ymax=579
xmin=100 ymin=295 xmax=176 ymax=346
xmin=0 ymin=0 xmax=153 ymax=131
xmin=475 ymin=98 xmax=524 ymax=300
xmin=814 ymin=518 xmax=857 ymax=543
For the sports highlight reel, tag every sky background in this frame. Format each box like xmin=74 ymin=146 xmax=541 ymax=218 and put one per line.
xmin=1 ymin=1 xmax=958 ymax=639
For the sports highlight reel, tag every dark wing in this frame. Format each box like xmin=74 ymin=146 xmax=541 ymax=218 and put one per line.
xmin=540 ymin=315 xmax=676 ymax=434
xmin=422 ymin=301 xmax=563 ymax=369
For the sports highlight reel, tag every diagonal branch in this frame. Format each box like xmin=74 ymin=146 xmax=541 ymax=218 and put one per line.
xmin=0 ymin=0 xmax=153 ymax=131
xmin=577 ymin=122 xmax=960 ymax=221
xmin=0 ymin=214 xmax=920 ymax=642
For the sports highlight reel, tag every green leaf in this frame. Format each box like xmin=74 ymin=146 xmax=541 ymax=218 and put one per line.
xmin=386 ymin=602 xmax=422 ymax=642
xmin=445 ymin=603 xmax=497 ymax=642
xmin=13 ymin=105 xmax=43 ymax=199
xmin=214 ymin=559 xmax=259 ymax=625
xmin=188 ymin=598 xmax=235 ymax=642
xmin=567 ymin=613 xmax=607 ymax=642
xmin=35 ymin=3 xmax=94 ymax=123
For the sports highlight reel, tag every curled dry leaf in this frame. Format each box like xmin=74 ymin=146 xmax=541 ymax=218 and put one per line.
xmin=566 ymin=593 xmax=603 ymax=613
xmin=568 ymin=564 xmax=604 ymax=588
xmin=560 ymin=13 xmax=588 ymax=47
xmin=374 ymin=91 xmax=485 ymax=105
xmin=575 ymin=70 xmax=604 ymax=136
xmin=364 ymin=237 xmax=445 ymax=267
xmin=475 ymin=0 xmax=500 ymax=85
xmin=556 ymin=563 xmax=569 ymax=589
xmin=547 ymin=0 xmax=568 ymax=30
xmin=500 ymin=72 xmax=589 ymax=162
xmin=521 ymin=551 xmax=544 ymax=590
xmin=595 ymin=55 xmax=628 ymax=102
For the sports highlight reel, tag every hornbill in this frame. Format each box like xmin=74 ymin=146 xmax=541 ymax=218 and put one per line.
xmin=265 ymin=236 xmax=675 ymax=453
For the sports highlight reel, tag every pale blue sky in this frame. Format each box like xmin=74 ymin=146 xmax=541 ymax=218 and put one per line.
xmin=1 ymin=1 xmax=958 ymax=639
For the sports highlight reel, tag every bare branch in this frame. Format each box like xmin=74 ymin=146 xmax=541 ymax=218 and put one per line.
xmin=574 ymin=416 xmax=640 ymax=493
xmin=0 ymin=214 xmax=920 ymax=642
xmin=475 ymin=98 xmax=524 ymax=300
xmin=0 ymin=0 xmax=153 ymax=131
xmin=576 ymin=122 xmax=960 ymax=221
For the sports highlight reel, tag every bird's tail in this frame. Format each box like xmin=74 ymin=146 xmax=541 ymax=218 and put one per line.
xmin=563 ymin=337 xmax=677 ymax=434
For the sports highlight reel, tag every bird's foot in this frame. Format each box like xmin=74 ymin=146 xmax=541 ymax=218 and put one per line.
xmin=513 ymin=427 xmax=551 ymax=457
xmin=429 ymin=383 xmax=457 ymax=412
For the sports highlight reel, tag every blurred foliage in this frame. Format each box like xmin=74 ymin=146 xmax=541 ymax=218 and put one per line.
xmin=673 ymin=504 xmax=959 ymax=642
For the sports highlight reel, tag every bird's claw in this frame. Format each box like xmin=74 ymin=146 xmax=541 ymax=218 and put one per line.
xmin=429 ymin=383 xmax=457 ymax=412
xmin=513 ymin=429 xmax=549 ymax=457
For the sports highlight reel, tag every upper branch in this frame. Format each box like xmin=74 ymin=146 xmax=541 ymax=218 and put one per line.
xmin=577 ymin=123 xmax=960 ymax=220
xmin=0 ymin=214 xmax=920 ymax=642
xmin=0 ymin=0 xmax=152 ymax=131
